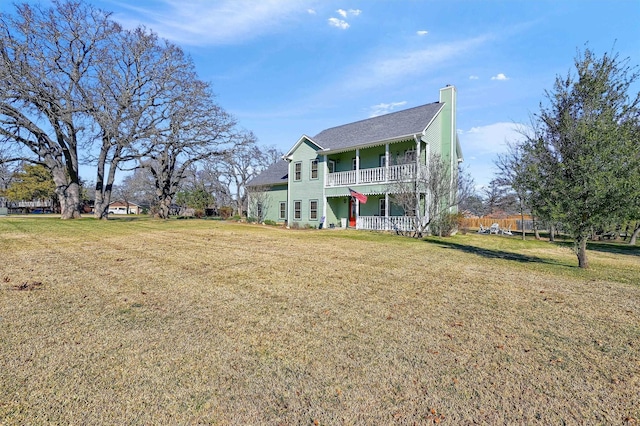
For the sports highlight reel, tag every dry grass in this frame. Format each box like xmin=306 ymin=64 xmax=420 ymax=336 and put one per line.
xmin=0 ymin=217 xmax=638 ymax=424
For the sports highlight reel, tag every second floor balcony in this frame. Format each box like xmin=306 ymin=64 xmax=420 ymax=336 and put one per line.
xmin=326 ymin=163 xmax=416 ymax=187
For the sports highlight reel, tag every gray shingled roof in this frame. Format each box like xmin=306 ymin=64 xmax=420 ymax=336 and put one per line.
xmin=246 ymin=160 xmax=289 ymax=187
xmin=312 ymin=102 xmax=443 ymax=151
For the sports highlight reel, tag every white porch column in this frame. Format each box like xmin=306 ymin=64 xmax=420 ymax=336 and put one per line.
xmin=385 ymin=192 xmax=389 ymax=231
xmin=414 ymin=135 xmax=422 ymax=218
xmin=323 ymin=154 xmax=328 ymax=227
xmin=385 ymin=143 xmax=389 ymax=182
xmin=355 ymin=148 xmax=360 ymax=184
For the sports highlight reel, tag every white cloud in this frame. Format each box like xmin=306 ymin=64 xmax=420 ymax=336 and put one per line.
xmin=109 ymin=0 xmax=311 ymax=46
xmin=491 ymin=73 xmax=509 ymax=81
xmin=328 ymin=17 xmax=350 ymax=29
xmin=416 ymin=30 xmax=429 ymax=36
xmin=457 ymin=122 xmax=529 ymax=187
xmin=330 ymin=8 xmax=361 ymax=28
xmin=346 ymin=35 xmax=490 ymax=91
xmin=469 ymin=75 xmax=479 ymax=80
xmin=369 ymin=101 xmax=407 ymax=117
xmin=459 ymin=122 xmax=525 ymax=155
xmin=307 ymin=8 xmax=316 ymax=14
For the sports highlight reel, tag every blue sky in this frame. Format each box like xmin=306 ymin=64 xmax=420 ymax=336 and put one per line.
xmin=16 ymin=0 xmax=640 ymax=187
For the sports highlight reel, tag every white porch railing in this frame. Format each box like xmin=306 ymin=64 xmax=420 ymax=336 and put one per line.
xmin=357 ymin=215 xmax=417 ymax=232
xmin=327 ymin=169 xmax=356 ymax=186
xmin=326 ymin=164 xmax=416 ymax=187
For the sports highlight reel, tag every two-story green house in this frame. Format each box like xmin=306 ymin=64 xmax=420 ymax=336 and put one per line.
xmin=247 ymin=85 xmax=463 ymax=231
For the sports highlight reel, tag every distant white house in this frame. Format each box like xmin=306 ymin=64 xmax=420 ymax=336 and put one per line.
xmin=108 ymin=200 xmax=143 ymax=215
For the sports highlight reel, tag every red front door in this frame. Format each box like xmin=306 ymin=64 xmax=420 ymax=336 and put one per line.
xmin=349 ymin=198 xmax=356 ymax=227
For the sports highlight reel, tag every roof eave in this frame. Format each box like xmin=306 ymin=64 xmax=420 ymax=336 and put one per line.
xmin=284 ymin=134 xmax=324 ymax=158
xmin=320 ymin=134 xmax=423 ymax=155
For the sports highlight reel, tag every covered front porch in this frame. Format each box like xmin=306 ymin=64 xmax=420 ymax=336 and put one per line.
xmin=325 ymin=192 xmax=421 ymax=232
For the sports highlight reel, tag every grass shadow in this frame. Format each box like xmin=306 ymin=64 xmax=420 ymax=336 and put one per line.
xmin=554 ymin=240 xmax=640 ymax=257
xmin=424 ymin=238 xmax=570 ymax=267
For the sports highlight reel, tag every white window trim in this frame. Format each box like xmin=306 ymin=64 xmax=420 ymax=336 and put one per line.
xmin=310 ymin=159 xmax=319 ymax=180
xmin=293 ymin=200 xmax=302 ymax=220
xmin=294 ymin=162 xmax=302 ymax=181
xmin=309 ymin=199 xmax=318 ymax=220
xmin=279 ymin=201 xmax=286 ymax=220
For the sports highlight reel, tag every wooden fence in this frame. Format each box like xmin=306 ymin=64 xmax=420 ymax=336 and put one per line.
xmin=460 ymin=218 xmax=535 ymax=232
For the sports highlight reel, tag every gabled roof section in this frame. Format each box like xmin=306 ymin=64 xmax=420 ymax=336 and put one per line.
xmin=284 ymin=135 xmax=323 ymax=158
xmin=246 ymin=160 xmax=289 ymax=187
xmin=313 ymin=102 xmax=444 ymax=152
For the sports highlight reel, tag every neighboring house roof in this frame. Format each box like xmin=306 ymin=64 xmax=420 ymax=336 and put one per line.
xmin=108 ymin=200 xmax=143 ymax=207
xmin=311 ymin=102 xmax=444 ymax=152
xmin=246 ymin=160 xmax=289 ymax=187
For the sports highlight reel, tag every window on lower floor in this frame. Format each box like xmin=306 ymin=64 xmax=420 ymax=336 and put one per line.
xmin=294 ymin=200 xmax=301 ymax=220
xmin=379 ymin=198 xmax=386 ymax=217
xmin=257 ymin=202 xmax=263 ymax=219
xmin=279 ymin=202 xmax=286 ymax=220
xmin=309 ymin=200 xmax=318 ymax=220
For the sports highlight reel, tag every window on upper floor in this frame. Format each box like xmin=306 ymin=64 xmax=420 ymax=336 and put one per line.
xmin=379 ymin=154 xmax=386 ymax=167
xmin=352 ymin=158 xmax=357 ymax=170
xmin=310 ymin=160 xmax=318 ymax=179
xmin=328 ymin=160 xmax=336 ymax=174
xmin=294 ymin=162 xmax=302 ymax=181
xmin=404 ymin=149 xmax=416 ymax=163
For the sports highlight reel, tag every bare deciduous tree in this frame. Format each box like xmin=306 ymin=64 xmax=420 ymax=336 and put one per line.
xmin=0 ymin=1 xmax=120 ymax=218
xmin=138 ymin=79 xmax=237 ymax=219
xmin=391 ymin=153 xmax=459 ymax=237
xmin=87 ymin=27 xmax=186 ymax=219
xmin=246 ymin=184 xmax=272 ymax=223
xmin=206 ymin=134 xmax=282 ymax=215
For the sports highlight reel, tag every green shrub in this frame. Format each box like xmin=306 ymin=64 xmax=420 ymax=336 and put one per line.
xmin=231 ymin=214 xmax=241 ymax=221
xmin=246 ymin=217 xmax=257 ymax=223
xmin=264 ymin=219 xmax=277 ymax=226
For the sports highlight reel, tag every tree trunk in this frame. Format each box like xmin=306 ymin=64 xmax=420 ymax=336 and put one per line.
xmin=93 ymin=137 xmax=110 ymax=220
xmin=576 ymin=236 xmax=589 ymax=269
xmin=520 ymin=210 xmax=525 ymax=240
xmin=51 ymin=167 xmax=81 ymax=219
xmin=629 ymin=223 xmax=640 ymax=246
xmin=533 ymin=217 xmax=541 ymax=240
xmin=549 ymin=223 xmax=556 ymax=242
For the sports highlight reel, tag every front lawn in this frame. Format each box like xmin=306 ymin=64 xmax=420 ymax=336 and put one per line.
xmin=1 ymin=218 xmax=638 ymax=423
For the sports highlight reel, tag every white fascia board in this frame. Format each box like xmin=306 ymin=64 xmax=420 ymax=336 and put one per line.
xmin=284 ymin=135 xmax=324 ymax=158
xmin=420 ymin=103 xmax=445 ymax=142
